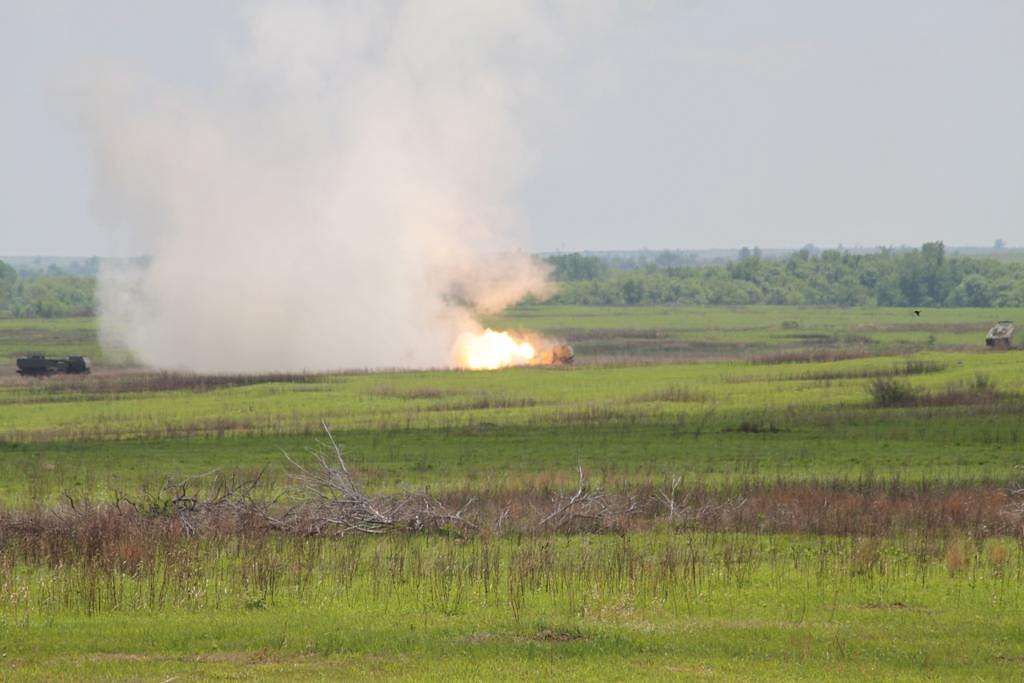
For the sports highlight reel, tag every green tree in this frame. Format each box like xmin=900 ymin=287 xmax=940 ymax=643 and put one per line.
xmin=947 ymin=274 xmax=995 ymax=307
xmin=545 ymin=254 xmax=609 ymax=281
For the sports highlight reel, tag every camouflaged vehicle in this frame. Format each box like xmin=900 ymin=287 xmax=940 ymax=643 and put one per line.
xmin=986 ymin=321 xmax=1015 ymax=349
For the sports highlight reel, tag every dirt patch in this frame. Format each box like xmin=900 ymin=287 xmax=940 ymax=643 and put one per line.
xmin=531 ymin=629 xmax=588 ymax=643
xmin=862 ymin=601 xmax=908 ymax=610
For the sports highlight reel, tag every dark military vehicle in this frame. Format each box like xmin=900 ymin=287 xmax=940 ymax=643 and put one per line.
xmin=16 ymin=355 xmax=91 ymax=376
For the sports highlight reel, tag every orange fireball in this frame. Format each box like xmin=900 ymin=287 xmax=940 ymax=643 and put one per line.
xmin=453 ymin=329 xmax=536 ymax=370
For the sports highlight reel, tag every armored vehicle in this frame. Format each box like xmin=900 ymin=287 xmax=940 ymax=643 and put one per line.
xmin=547 ymin=344 xmax=575 ymax=365
xmin=16 ymin=355 xmax=91 ymax=376
xmin=986 ymin=321 xmax=1015 ymax=349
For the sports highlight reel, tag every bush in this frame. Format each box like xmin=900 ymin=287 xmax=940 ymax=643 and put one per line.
xmin=902 ymin=360 xmax=945 ymax=375
xmin=868 ymin=378 xmax=917 ymax=407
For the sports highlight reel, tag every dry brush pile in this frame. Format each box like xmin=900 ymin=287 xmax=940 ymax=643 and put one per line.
xmin=6 ymin=430 xmax=1024 ymax=564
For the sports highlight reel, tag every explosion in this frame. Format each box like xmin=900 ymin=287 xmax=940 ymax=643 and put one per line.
xmin=453 ymin=329 xmax=537 ymax=370
xmin=452 ymin=329 xmax=575 ymax=370
xmin=85 ymin=2 xmax=557 ymax=373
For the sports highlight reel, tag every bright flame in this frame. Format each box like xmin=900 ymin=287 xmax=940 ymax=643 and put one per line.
xmin=454 ymin=329 xmax=537 ymax=370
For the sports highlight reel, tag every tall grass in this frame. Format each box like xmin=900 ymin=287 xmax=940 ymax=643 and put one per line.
xmin=2 ymin=529 xmax=1023 ymax=621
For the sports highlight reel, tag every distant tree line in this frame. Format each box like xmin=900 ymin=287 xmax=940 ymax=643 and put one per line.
xmin=0 ymin=260 xmax=95 ymax=318
xmin=3 ymin=243 xmax=1022 ymax=318
xmin=544 ymin=243 xmax=1024 ymax=307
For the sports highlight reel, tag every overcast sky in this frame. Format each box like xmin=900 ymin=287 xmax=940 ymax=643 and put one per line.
xmin=2 ymin=1 xmax=1022 ymax=257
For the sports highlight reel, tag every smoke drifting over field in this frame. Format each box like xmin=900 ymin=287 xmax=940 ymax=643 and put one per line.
xmin=85 ymin=1 xmax=565 ymax=372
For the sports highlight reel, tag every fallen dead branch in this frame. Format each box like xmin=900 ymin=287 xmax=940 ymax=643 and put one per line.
xmin=263 ymin=423 xmax=478 ymax=536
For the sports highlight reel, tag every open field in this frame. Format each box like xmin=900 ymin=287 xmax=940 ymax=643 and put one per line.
xmin=2 ymin=306 xmax=1023 ymax=679
xmin=3 ymin=305 xmax=1019 ymax=374
xmin=488 ymin=305 xmax=1024 ymax=361
xmin=2 ymin=306 xmax=1023 ymax=498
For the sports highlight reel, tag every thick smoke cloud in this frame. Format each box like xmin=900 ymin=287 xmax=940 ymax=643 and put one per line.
xmin=85 ymin=1 xmax=563 ymax=372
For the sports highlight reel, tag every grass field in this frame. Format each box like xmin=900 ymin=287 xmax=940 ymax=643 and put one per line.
xmin=1 ymin=306 xmax=1023 ymax=679
xmin=6 ymin=532 xmax=1024 ymax=680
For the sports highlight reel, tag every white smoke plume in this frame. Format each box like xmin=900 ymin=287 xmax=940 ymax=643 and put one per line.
xmin=83 ymin=1 xmax=568 ymax=372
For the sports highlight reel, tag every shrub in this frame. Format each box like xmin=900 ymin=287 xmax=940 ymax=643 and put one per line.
xmin=902 ymin=360 xmax=945 ymax=375
xmin=868 ymin=378 xmax=917 ymax=407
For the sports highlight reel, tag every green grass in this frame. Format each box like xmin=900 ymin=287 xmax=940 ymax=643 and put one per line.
xmin=3 ymin=347 xmax=1024 ymax=500
xmin=3 ymin=532 xmax=1024 ymax=680
xmin=0 ymin=316 xmax=102 ymax=370
xmin=2 ymin=349 xmax=1022 ymax=444
xmin=2 ymin=306 xmax=1023 ymax=679
xmin=4 ymin=414 xmax=1024 ymax=505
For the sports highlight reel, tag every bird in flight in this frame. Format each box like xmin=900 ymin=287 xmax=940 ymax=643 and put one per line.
xmin=914 ymin=310 xmax=921 ymax=316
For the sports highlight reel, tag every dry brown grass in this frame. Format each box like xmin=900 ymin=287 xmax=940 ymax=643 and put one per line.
xmin=628 ymin=386 xmax=711 ymax=404
xmin=795 ymin=360 xmax=946 ymax=382
xmin=367 ymin=386 xmax=453 ymax=400
xmin=751 ymin=348 xmax=882 ymax=365
xmin=6 ymin=474 xmax=1024 ymax=557
xmin=944 ymin=537 xmax=970 ymax=574
xmin=428 ymin=396 xmax=539 ymax=411
xmin=546 ymin=327 xmax=671 ymax=341
xmin=852 ymin=322 xmax=983 ymax=334
xmin=6 ymin=370 xmax=333 ymax=397
xmin=366 ymin=386 xmax=539 ymax=410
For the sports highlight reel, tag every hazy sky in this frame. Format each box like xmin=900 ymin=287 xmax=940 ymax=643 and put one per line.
xmin=2 ymin=1 xmax=1022 ymax=256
